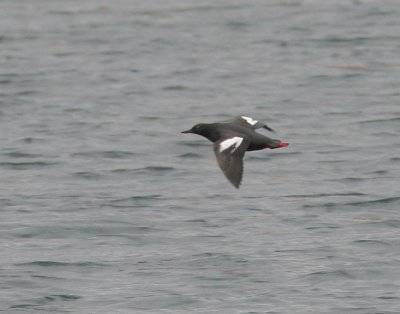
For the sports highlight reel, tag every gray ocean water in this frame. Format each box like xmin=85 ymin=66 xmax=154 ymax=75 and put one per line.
xmin=1 ymin=1 xmax=400 ymax=313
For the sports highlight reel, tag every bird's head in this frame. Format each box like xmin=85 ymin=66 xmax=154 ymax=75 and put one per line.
xmin=181 ymin=123 xmax=208 ymax=136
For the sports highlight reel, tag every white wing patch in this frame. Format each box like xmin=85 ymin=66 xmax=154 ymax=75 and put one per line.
xmin=219 ymin=137 xmax=243 ymax=153
xmin=241 ymin=116 xmax=258 ymax=125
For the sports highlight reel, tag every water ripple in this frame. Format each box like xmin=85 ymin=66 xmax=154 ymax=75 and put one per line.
xmin=10 ymin=294 xmax=81 ymax=309
xmin=16 ymin=261 xmax=107 ymax=268
xmin=0 ymin=161 xmax=58 ymax=170
xmin=2 ymin=1 xmax=400 ymax=313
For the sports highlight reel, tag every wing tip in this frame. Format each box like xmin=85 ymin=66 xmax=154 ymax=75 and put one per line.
xmin=233 ymin=182 xmax=241 ymax=189
xmin=263 ymin=125 xmax=274 ymax=132
xmin=227 ymin=175 xmax=242 ymax=189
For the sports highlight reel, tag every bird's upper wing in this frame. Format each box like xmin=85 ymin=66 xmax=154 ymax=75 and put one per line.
xmin=213 ymin=136 xmax=249 ymax=188
xmin=228 ymin=116 xmax=274 ymax=132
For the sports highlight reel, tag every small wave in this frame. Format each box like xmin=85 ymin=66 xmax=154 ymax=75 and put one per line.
xmin=9 ymin=304 xmax=34 ymax=309
xmin=365 ymin=170 xmax=388 ymax=175
xmin=286 ymin=192 xmax=366 ymax=198
xmin=71 ymin=150 xmax=135 ymax=159
xmin=327 ymin=64 xmax=371 ymax=71
xmin=302 ymin=202 xmax=339 ymax=209
xmin=9 ymin=294 xmax=81 ymax=309
xmin=101 ymin=151 xmax=136 ymax=158
xmin=334 ymin=177 xmax=365 ymax=182
xmin=318 ymin=159 xmax=347 ymax=163
xmin=360 ymin=219 xmax=400 ymax=228
xmin=0 ymin=161 xmax=58 ymax=170
xmin=312 ymin=36 xmax=376 ymax=44
xmin=302 ymin=269 xmax=355 ymax=279
xmin=270 ymin=151 xmax=301 ymax=156
xmin=243 ymin=155 xmax=272 ymax=161
xmin=357 ymin=117 xmax=400 ymax=124
xmin=178 ymin=153 xmax=201 ymax=158
xmin=19 ymin=137 xmax=43 ymax=143
xmin=225 ymin=21 xmax=250 ymax=29
xmin=116 ymin=194 xmax=162 ymax=201
xmin=163 ymin=85 xmax=188 ymax=91
xmin=109 ymin=168 xmax=132 ymax=173
xmin=141 ymin=166 xmax=175 ymax=172
xmin=139 ymin=116 xmax=161 ymax=120
xmin=108 ymin=168 xmax=136 ymax=174
xmin=2 ymin=152 xmax=42 ymax=158
xmin=73 ymin=171 xmax=104 ymax=179
xmin=185 ymin=219 xmax=208 ymax=223
xmin=106 ymin=194 xmax=162 ymax=208
xmin=381 ymin=219 xmax=400 ymax=228
xmin=347 ymin=197 xmax=400 ymax=207
xmin=179 ymin=140 xmax=209 ymax=147
xmin=352 ymin=239 xmax=390 ymax=246
xmin=352 ymin=215 xmax=383 ymax=221
xmin=16 ymin=261 xmax=106 ymax=267
xmin=130 ymin=166 xmax=178 ymax=176
xmin=305 ymin=224 xmax=340 ymax=230
xmin=316 ymin=148 xmax=354 ymax=154
xmin=303 ymin=196 xmax=400 ymax=210
xmin=377 ymin=296 xmax=400 ymax=300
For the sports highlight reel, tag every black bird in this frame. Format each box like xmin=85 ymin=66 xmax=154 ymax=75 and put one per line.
xmin=181 ymin=116 xmax=289 ymax=188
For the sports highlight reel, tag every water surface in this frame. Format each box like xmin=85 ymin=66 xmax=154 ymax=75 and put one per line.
xmin=1 ymin=1 xmax=400 ymax=313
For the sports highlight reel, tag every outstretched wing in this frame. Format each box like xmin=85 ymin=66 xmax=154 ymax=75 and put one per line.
xmin=213 ymin=136 xmax=249 ymax=188
xmin=229 ymin=116 xmax=274 ymax=132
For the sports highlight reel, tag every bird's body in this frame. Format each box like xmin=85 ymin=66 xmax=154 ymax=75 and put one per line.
xmin=182 ymin=116 xmax=289 ymax=188
xmin=197 ymin=122 xmax=282 ymax=150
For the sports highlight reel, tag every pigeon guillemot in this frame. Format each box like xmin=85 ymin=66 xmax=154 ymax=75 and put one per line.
xmin=181 ymin=116 xmax=289 ymax=188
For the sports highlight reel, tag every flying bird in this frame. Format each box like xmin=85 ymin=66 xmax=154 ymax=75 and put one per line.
xmin=181 ymin=116 xmax=289 ymax=188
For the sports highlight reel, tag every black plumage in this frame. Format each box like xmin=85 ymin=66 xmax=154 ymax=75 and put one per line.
xmin=181 ymin=116 xmax=289 ymax=188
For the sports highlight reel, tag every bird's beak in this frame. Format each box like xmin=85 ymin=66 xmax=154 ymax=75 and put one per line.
xmin=181 ymin=129 xmax=192 ymax=134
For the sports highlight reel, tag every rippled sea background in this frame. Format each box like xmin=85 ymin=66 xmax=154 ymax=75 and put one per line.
xmin=1 ymin=1 xmax=400 ymax=313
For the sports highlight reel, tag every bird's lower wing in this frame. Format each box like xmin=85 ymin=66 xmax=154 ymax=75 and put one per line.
xmin=213 ymin=137 xmax=249 ymax=188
